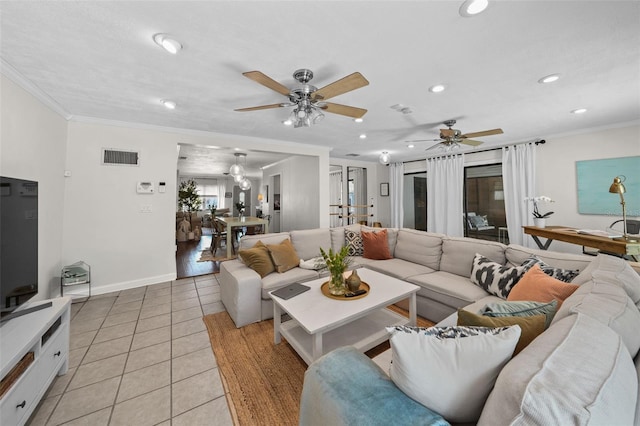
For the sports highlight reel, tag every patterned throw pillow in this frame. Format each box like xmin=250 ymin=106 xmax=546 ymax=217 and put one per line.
xmin=386 ymin=325 xmax=521 ymax=423
xmin=470 ymin=253 xmax=528 ymax=299
xmin=520 ymin=256 xmax=579 ymax=282
xmin=344 ymin=229 xmax=363 ymax=256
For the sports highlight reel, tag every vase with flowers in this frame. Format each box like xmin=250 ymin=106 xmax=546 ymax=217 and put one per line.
xmin=525 ymin=196 xmax=554 ymax=228
xmin=235 ymin=201 xmax=245 ymax=218
xmin=319 ymin=246 xmax=352 ymax=296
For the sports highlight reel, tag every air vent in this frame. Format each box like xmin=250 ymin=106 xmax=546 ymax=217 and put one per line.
xmin=102 ymin=149 xmax=139 ymax=166
xmin=345 ymin=153 xmax=360 ymax=157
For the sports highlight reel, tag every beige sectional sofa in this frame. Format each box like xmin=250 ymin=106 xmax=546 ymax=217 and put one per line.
xmin=219 ymin=224 xmax=594 ymax=328
xmin=300 ymin=252 xmax=640 ymax=425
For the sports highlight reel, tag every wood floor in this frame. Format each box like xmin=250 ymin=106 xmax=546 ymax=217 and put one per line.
xmin=175 ymin=227 xmax=222 ymax=278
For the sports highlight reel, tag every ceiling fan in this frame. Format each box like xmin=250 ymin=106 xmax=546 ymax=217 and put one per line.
xmin=235 ymin=69 xmax=369 ymax=127
xmin=407 ymin=119 xmax=503 ymax=151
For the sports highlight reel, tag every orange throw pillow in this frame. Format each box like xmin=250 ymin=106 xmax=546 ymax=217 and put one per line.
xmin=507 ymin=264 xmax=579 ymax=306
xmin=362 ymin=229 xmax=392 ymax=260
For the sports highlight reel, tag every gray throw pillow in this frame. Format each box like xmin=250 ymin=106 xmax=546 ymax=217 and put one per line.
xmin=479 ymin=300 xmax=558 ymax=329
xmin=344 ymin=229 xmax=363 ymax=256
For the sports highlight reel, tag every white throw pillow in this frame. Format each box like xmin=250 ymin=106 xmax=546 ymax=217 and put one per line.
xmin=298 ymin=257 xmax=326 ymax=270
xmin=386 ymin=325 xmax=521 ymax=423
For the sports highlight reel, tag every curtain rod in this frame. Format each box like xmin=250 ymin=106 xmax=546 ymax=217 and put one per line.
xmin=401 ymin=139 xmax=546 ymax=165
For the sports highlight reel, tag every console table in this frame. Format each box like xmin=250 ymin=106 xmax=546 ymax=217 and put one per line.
xmin=0 ymin=297 xmax=71 ymax=426
xmin=523 ymin=226 xmax=640 ymax=261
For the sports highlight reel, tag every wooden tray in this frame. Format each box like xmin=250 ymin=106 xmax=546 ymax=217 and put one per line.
xmin=320 ymin=281 xmax=370 ymax=301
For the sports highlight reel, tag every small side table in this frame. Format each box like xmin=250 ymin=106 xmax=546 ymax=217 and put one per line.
xmin=61 ymin=261 xmax=91 ymax=300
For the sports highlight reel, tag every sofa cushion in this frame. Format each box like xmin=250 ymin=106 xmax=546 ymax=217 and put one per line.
xmin=237 ymin=241 xmax=275 ymax=278
xmin=239 ymin=232 xmax=290 ymax=250
xmin=572 ymin=253 xmax=640 ymax=307
xmin=520 ymin=256 xmax=580 ymax=282
xmin=505 ymin=244 xmax=592 ymax=271
xmin=266 ymin=239 xmax=300 ymax=273
xmin=393 ymin=229 xmax=444 ymax=270
xmin=553 ymin=280 xmax=640 ymax=358
xmin=345 ymin=229 xmax=364 ymax=256
xmin=507 ymin=264 xmax=579 ymax=305
xmin=478 ymin=314 xmax=638 ymax=426
xmin=409 ymin=271 xmax=490 ymax=308
xmin=457 ymin=309 xmax=545 ymax=355
xmin=470 ymin=253 xmax=528 ymax=299
xmin=387 ymin=324 xmax=521 ymax=423
xmin=479 ymin=300 xmax=558 ymax=329
xmin=289 ymin=228 xmax=332 ymax=261
xmin=362 ymin=229 xmax=393 ymax=260
xmin=365 ymin=258 xmax=436 ymax=281
xmin=440 ymin=237 xmax=506 ymax=278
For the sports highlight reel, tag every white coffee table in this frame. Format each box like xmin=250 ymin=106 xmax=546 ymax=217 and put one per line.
xmin=270 ymin=268 xmax=419 ymax=365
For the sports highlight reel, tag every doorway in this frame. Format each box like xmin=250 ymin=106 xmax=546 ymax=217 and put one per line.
xmin=272 ymin=174 xmax=281 ymax=232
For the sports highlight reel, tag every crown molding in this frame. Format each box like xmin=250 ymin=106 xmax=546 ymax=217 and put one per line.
xmin=1 ymin=58 xmax=73 ymax=120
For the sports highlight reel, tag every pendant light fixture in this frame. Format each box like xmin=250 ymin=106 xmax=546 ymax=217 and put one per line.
xmin=229 ymin=153 xmax=245 ymax=177
xmin=239 ymin=177 xmax=252 ymax=191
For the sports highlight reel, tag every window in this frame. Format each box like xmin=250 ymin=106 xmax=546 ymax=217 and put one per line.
xmin=403 ymin=172 xmax=427 ymax=231
xmin=196 ymin=179 xmax=219 ymax=210
xmin=463 ymin=164 xmax=506 ymax=243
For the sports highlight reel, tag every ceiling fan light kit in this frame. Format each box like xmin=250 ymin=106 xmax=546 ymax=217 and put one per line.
xmin=236 ymin=68 xmax=369 ymax=127
xmin=152 ymin=33 xmax=182 ymax=54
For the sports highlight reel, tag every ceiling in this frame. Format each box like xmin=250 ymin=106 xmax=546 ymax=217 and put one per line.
xmin=1 ymin=1 xmax=639 ymax=175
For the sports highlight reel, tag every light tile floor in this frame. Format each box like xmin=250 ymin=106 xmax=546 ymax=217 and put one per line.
xmin=27 ymin=275 xmax=234 ymax=426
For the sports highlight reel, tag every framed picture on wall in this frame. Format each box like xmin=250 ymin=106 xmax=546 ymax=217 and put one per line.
xmin=380 ymin=182 xmax=389 ymax=197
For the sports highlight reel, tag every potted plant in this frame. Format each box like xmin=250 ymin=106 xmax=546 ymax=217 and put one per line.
xmin=319 ymin=246 xmax=352 ymax=296
xmin=178 ymin=179 xmax=202 ymax=226
xmin=525 ymin=196 xmax=554 ymax=228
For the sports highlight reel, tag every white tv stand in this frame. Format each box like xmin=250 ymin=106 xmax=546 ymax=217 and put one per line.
xmin=0 ymin=297 xmax=71 ymax=426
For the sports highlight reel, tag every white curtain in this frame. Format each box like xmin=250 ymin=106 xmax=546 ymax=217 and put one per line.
xmin=329 ymin=170 xmax=343 ymax=228
xmin=502 ymin=143 xmax=537 ymax=247
xmin=390 ymin=162 xmax=404 ymax=228
xmin=426 ymin=154 xmax=465 ymax=236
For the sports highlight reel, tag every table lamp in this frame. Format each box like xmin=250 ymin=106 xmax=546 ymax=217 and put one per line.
xmin=609 ymin=176 xmax=638 ymax=242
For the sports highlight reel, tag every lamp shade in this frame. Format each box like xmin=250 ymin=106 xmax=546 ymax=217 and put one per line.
xmin=257 ymin=193 xmax=264 ymax=201
xmin=609 ymin=176 xmax=626 ymax=194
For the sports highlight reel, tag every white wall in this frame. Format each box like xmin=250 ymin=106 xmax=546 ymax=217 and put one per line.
xmin=63 ymin=122 xmax=179 ymax=293
xmin=536 ymin=123 xmax=640 ymax=254
xmin=1 ymin=75 xmax=68 ymax=301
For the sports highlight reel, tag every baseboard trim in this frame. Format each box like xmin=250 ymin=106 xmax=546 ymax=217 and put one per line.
xmin=61 ymin=273 xmax=177 ymax=297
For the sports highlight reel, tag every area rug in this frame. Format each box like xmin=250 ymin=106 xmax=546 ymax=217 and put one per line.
xmin=197 ymin=249 xmax=236 ymax=262
xmin=203 ymin=307 xmax=434 ymax=426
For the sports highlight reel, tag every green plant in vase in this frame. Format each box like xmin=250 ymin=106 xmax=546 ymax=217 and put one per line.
xmin=319 ymin=246 xmax=352 ymax=296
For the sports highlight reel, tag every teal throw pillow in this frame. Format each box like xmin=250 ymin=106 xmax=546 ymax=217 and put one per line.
xmin=479 ymin=300 xmax=558 ymax=329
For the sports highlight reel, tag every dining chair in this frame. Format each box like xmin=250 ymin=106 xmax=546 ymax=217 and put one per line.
xmin=211 ymin=219 xmax=235 ymax=255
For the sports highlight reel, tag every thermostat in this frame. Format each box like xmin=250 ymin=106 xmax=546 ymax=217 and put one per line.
xmin=137 ymin=182 xmax=154 ymax=194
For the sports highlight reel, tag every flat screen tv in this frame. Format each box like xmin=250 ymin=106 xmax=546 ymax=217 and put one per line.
xmin=1 ymin=176 xmax=39 ymax=322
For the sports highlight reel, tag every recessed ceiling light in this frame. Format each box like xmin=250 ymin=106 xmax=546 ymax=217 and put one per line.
xmin=459 ymin=0 xmax=489 ymax=17
xmin=161 ymin=99 xmax=176 ymax=109
xmin=429 ymin=84 xmax=446 ymax=93
xmin=571 ymin=108 xmax=587 ymax=114
xmin=282 ymin=119 xmax=293 ymax=126
xmin=379 ymin=151 xmax=391 ymax=165
xmin=359 ymin=134 xmax=367 ymax=139
xmin=538 ymin=74 xmax=560 ymax=84
xmin=153 ymin=33 xmax=182 ymax=54
xmin=354 ymin=118 xmax=363 ymax=123
xmin=407 ymin=144 xmax=415 ymax=149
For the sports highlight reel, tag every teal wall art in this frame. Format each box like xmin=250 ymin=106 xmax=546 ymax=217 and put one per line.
xmin=576 ymin=156 xmax=640 ymax=216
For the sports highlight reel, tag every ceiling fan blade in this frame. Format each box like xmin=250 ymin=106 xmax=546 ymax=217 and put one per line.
xmin=459 ymin=139 xmax=484 ymax=146
xmin=405 ymin=138 xmax=441 ymax=143
xmin=312 ymin=72 xmax=369 ymax=101
xmin=242 ymin=71 xmax=291 ymax=96
xmin=440 ymin=128 xmax=455 ymax=137
xmin=461 ymin=128 xmax=503 ymax=138
xmin=234 ymin=103 xmax=285 ymax=112
xmin=320 ymin=102 xmax=367 ymax=118
xmin=425 ymin=142 xmax=444 ymax=151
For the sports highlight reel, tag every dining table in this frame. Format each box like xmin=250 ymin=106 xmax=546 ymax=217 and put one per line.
xmin=218 ymin=216 xmax=269 ymax=258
